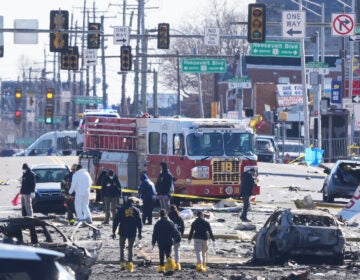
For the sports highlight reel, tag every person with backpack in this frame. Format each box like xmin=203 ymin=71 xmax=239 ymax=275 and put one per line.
xmin=155 ymin=162 xmax=174 ymax=213
xmin=152 ymin=209 xmax=181 ymax=274
xmin=112 ymin=197 xmax=142 ymax=273
xmin=138 ymin=171 xmax=156 ymax=225
xmin=168 ymin=204 xmax=185 ymax=271
xmin=188 ymin=211 xmax=215 ymax=273
xmin=101 ymin=169 xmax=122 ymax=225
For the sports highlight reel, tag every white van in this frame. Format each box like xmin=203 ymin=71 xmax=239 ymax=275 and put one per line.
xmin=16 ymin=131 xmax=78 ymax=156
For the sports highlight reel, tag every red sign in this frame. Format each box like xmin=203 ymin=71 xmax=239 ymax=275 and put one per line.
xmin=345 ymin=80 xmax=360 ymax=97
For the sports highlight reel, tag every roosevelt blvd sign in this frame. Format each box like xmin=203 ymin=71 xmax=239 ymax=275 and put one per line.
xmin=250 ymin=41 xmax=300 ymax=58
xmin=181 ymin=58 xmax=227 ymax=73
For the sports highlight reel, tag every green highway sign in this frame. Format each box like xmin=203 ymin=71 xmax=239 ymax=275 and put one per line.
xmin=181 ymin=58 xmax=227 ymax=73
xmin=305 ymin=62 xmax=328 ymax=68
xmin=74 ymin=97 xmax=103 ymax=104
xmin=228 ymin=77 xmax=252 ymax=89
xmin=15 ymin=138 xmax=33 ymax=145
xmin=249 ymin=41 xmax=300 ymax=58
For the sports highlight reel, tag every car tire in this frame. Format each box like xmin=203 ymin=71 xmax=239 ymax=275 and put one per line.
xmin=332 ymin=253 xmax=344 ymax=265
xmin=323 ymin=192 xmax=334 ymax=203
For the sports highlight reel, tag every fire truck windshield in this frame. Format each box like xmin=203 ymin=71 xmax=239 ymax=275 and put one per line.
xmin=186 ymin=132 xmax=254 ymax=156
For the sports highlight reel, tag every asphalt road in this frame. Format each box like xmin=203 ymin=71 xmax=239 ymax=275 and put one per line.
xmin=1 ymin=156 xmax=360 ymax=280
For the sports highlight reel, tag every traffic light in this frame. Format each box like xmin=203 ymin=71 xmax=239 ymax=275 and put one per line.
xmin=61 ymin=46 xmax=79 ymax=70
xmin=157 ymin=23 xmax=170 ymax=49
xmin=46 ymin=88 xmax=54 ymax=103
xmin=14 ymin=110 xmax=21 ymax=124
xmin=88 ymin=23 xmax=101 ymax=49
xmin=15 ymin=88 xmax=22 ymax=103
xmin=44 ymin=106 xmax=54 ymax=124
xmin=120 ymin=45 xmax=132 ymax=71
xmin=49 ymin=10 xmax=69 ymax=52
xmin=247 ymin=4 xmax=266 ymax=43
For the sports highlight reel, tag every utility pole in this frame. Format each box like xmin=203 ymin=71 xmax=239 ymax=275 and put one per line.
xmin=101 ymin=15 xmax=107 ymax=108
xmin=299 ymin=0 xmax=310 ymax=147
xmin=121 ymin=0 xmax=128 ymax=115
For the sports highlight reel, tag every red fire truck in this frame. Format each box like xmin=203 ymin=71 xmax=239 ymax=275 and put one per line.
xmin=79 ymin=115 xmax=260 ymax=201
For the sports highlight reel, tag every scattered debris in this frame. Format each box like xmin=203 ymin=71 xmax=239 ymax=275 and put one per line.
xmin=0 ymin=216 xmax=102 ymax=280
xmin=294 ymin=195 xmax=316 ymax=209
xmin=280 ymin=270 xmax=310 ymax=280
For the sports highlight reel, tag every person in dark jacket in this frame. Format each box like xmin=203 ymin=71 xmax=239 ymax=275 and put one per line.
xmin=102 ymin=170 xmax=122 ymax=224
xmin=61 ymin=163 xmax=77 ymax=225
xmin=138 ymin=171 xmax=156 ymax=225
xmin=240 ymin=168 xmax=256 ymax=222
xmin=112 ymin=197 xmax=142 ymax=273
xmin=152 ymin=209 xmax=181 ymax=274
xmin=155 ymin=162 xmax=174 ymax=213
xmin=20 ymin=163 xmax=36 ymax=217
xmin=168 ymin=204 xmax=185 ymax=271
xmin=188 ymin=211 xmax=215 ymax=273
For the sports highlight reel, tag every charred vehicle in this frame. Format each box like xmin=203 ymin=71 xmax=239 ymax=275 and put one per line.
xmin=252 ymin=208 xmax=345 ymax=265
xmin=0 ymin=217 xmax=101 ymax=280
xmin=0 ymin=242 xmax=75 ymax=280
xmin=322 ymin=160 xmax=360 ymax=202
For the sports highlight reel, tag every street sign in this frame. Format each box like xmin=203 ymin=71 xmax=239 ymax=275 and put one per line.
xmin=228 ymin=77 xmax=252 ymax=89
xmin=332 ymin=13 xmax=355 ymax=36
xmin=331 ymin=81 xmax=342 ymax=104
xmin=113 ymin=26 xmax=130 ymax=45
xmin=352 ymin=95 xmax=360 ymax=103
xmin=84 ymin=49 xmax=97 ymax=66
xmin=181 ymin=58 xmax=226 ymax=73
xmin=204 ymin=27 xmax=220 ymax=46
xmin=305 ymin=62 xmax=329 ymax=75
xmin=282 ymin=11 xmax=306 ymax=38
xmin=249 ymin=41 xmax=300 ymax=58
xmin=74 ymin=97 xmax=102 ymax=104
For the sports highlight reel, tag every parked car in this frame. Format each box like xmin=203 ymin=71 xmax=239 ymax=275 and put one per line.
xmin=277 ymin=140 xmax=305 ymax=162
xmin=322 ymin=160 xmax=360 ymax=202
xmin=31 ymin=163 xmax=71 ymax=214
xmin=0 ymin=242 xmax=75 ymax=280
xmin=252 ymin=208 xmax=345 ymax=265
xmin=255 ymin=138 xmax=277 ymax=163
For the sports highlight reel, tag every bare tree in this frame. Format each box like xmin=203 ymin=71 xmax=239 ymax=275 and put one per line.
xmin=159 ymin=0 xmax=248 ymax=117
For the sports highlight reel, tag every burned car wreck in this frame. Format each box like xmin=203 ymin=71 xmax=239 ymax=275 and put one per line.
xmin=0 ymin=217 xmax=102 ymax=280
xmin=252 ymin=208 xmax=345 ymax=265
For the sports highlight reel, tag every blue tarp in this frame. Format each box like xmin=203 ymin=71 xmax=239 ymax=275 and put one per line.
xmin=305 ymin=148 xmax=324 ymax=166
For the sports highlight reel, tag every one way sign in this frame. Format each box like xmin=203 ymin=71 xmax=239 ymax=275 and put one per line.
xmin=352 ymin=95 xmax=360 ymax=103
xmin=282 ymin=11 xmax=306 ymax=39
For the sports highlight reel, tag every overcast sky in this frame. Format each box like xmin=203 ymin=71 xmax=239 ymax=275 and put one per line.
xmin=0 ymin=0 xmax=252 ymax=104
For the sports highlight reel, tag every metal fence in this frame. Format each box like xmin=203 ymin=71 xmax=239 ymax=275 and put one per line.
xmin=280 ymin=137 xmax=359 ymax=163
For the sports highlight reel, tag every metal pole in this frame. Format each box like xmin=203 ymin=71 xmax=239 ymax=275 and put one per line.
xmin=177 ymin=51 xmax=181 ymax=115
xmin=300 ymin=0 xmax=310 ymax=147
xmin=153 ymin=69 xmax=158 ymax=116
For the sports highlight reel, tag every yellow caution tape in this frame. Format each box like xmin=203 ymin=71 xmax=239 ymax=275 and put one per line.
xmin=90 ymin=186 xmax=247 ymax=202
